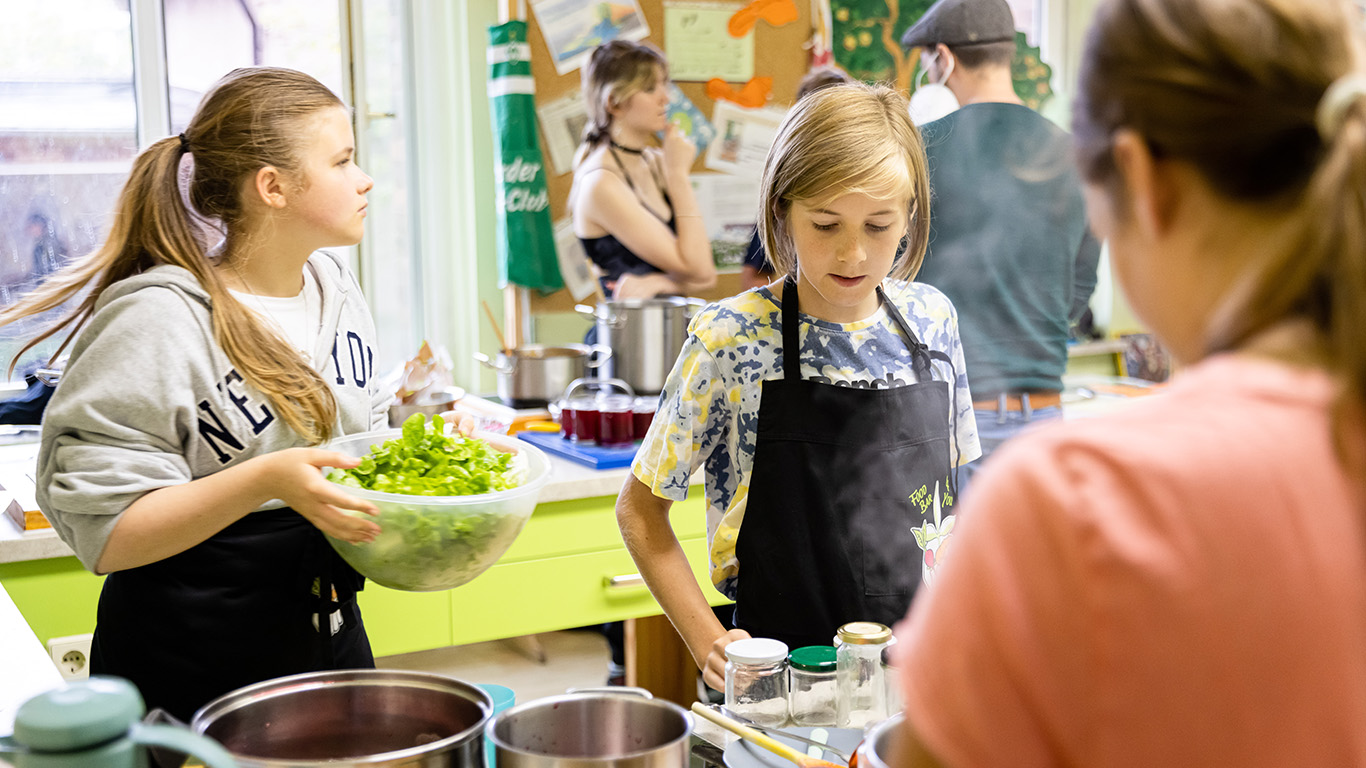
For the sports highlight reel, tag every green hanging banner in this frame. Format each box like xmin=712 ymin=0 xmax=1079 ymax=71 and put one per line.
xmin=488 ymin=20 xmax=563 ymax=293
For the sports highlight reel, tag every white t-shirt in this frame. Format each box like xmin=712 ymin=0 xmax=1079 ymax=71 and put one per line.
xmin=229 ymin=267 xmax=322 ymax=360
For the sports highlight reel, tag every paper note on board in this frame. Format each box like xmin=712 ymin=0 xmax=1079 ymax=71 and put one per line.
xmin=530 ymin=0 xmax=650 ymax=76
xmin=704 ymin=100 xmax=786 ymax=176
xmin=664 ymin=1 xmax=755 ymax=82
xmin=537 ymin=89 xmax=590 ymax=176
xmin=554 ymin=218 xmax=599 ymax=301
xmin=690 ymin=173 xmax=762 ymax=271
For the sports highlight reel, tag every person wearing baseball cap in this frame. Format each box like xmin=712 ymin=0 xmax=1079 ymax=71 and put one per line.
xmin=900 ymin=0 xmax=1101 ymax=494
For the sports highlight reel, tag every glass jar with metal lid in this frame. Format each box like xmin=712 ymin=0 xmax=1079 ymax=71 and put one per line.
xmin=725 ymin=637 xmax=790 ymax=727
xmin=835 ymin=621 xmax=893 ymax=728
xmin=787 ymin=645 xmax=838 ymax=726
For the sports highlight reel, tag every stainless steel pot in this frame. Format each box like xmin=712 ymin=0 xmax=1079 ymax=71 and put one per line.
xmin=190 ymin=670 xmax=492 ymax=767
xmin=575 ymin=298 xmax=704 ymax=396
xmin=474 ymin=344 xmax=611 ymax=406
xmin=488 ymin=688 xmax=691 ymax=768
xmin=853 ymin=712 xmax=905 ymax=768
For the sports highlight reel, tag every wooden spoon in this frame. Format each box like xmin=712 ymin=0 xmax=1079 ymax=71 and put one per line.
xmin=481 ymin=299 xmax=511 ymax=355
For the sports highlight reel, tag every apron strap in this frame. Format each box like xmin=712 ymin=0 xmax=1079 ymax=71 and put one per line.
xmin=782 ymin=279 xmax=942 ymax=382
xmin=878 ymin=286 xmax=963 ymax=499
xmin=782 ymin=277 xmax=802 ymax=382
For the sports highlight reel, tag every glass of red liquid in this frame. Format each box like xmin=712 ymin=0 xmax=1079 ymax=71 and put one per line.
xmin=631 ymin=397 xmax=657 ymax=441
xmin=561 ymin=396 xmax=600 ymax=443
xmin=597 ymin=394 xmax=635 ymax=448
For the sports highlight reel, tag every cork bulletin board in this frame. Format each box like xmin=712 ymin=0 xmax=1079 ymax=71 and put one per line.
xmin=521 ymin=0 xmax=815 ymax=315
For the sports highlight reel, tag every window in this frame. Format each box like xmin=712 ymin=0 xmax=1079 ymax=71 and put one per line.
xmin=0 ymin=1 xmax=139 ymax=380
xmin=0 ymin=0 xmax=437 ymax=387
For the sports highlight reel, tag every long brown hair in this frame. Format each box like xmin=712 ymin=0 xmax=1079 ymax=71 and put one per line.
xmin=573 ymin=40 xmax=668 ymax=169
xmin=758 ymin=83 xmax=931 ymax=282
xmin=1 ymin=67 xmax=346 ymax=443
xmin=1073 ymin=0 xmax=1366 ymax=437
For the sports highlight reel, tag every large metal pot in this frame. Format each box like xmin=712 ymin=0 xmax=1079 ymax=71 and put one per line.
xmin=474 ymin=344 xmax=611 ymax=406
xmin=190 ymin=670 xmax=492 ymax=767
xmin=576 ymin=298 xmax=704 ymax=396
xmin=488 ymin=688 xmax=690 ymax=768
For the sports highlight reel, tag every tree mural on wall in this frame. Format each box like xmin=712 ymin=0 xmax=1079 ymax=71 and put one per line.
xmin=829 ymin=0 xmax=933 ymax=91
xmin=828 ymin=0 xmax=1053 ymax=112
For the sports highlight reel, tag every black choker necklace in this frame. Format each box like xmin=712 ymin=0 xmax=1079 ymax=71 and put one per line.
xmin=610 ymin=139 xmax=645 ymax=155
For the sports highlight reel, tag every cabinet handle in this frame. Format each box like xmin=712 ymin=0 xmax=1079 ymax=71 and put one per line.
xmin=605 ymin=573 xmax=646 ymax=589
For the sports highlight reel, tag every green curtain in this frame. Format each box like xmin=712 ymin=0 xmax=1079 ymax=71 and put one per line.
xmin=488 ymin=20 xmax=563 ymax=293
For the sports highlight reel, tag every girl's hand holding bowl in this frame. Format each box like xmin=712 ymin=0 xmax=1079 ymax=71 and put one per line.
xmin=259 ymin=447 xmax=380 ymax=545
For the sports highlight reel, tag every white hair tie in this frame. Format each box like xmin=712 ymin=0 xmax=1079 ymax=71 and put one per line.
xmin=1316 ymin=73 xmax=1366 ymax=141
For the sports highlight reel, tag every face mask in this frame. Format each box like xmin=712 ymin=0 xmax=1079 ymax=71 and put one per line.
xmin=908 ymin=52 xmax=960 ymax=125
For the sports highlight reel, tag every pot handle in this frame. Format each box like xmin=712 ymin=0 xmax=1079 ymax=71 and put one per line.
xmin=566 ymin=686 xmax=654 ymax=700
xmin=595 ymin=377 xmax=636 ymax=398
xmin=130 ymin=723 xmax=240 ymax=768
xmin=586 ymin=344 xmax=613 ymax=369
xmin=575 ymin=303 xmax=625 ymax=329
xmin=473 ymin=352 xmax=515 ymax=374
xmin=558 ymin=377 xmax=636 ymax=403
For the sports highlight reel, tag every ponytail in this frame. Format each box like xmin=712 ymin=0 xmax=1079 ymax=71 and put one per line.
xmin=572 ymin=122 xmax=611 ymax=171
xmin=1073 ymin=0 xmax=1366 ymax=455
xmin=1306 ymin=90 xmax=1366 ymax=441
xmin=0 ymin=67 xmax=344 ymax=444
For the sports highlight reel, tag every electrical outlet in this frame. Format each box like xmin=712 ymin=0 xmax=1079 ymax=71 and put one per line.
xmin=47 ymin=633 xmax=93 ymax=680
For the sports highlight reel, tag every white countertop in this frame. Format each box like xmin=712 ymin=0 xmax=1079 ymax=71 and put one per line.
xmin=0 ymin=581 xmax=65 ymax=737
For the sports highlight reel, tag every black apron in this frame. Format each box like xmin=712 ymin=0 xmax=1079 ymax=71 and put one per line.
xmin=89 ymin=507 xmax=374 ymax=722
xmin=734 ymin=279 xmax=957 ymax=649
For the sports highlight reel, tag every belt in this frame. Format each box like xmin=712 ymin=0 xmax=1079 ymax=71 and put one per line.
xmin=972 ymin=391 xmax=1062 ymax=412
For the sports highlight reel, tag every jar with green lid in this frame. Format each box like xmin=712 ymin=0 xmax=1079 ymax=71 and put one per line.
xmin=835 ymin=621 xmax=893 ymax=728
xmin=788 ymin=645 xmax=838 ymax=726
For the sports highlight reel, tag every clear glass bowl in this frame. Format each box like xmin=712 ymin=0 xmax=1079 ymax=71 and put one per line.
xmin=323 ymin=429 xmax=551 ymax=591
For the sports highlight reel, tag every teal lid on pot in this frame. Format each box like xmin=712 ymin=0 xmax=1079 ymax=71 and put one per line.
xmin=788 ymin=645 xmax=837 ymax=673
xmin=14 ymin=677 xmax=144 ymax=752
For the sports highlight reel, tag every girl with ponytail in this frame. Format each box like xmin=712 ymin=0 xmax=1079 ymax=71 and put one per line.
xmin=17 ymin=67 xmax=389 ymax=720
xmin=891 ymin=1 xmax=1366 ymax=765
xmin=570 ymin=40 xmax=716 ymax=299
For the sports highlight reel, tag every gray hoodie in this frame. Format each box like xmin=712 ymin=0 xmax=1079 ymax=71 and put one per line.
xmin=37 ymin=251 xmax=390 ymax=571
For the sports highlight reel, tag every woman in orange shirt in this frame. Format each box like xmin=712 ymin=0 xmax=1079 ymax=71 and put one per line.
xmin=893 ymin=0 xmax=1366 ymax=766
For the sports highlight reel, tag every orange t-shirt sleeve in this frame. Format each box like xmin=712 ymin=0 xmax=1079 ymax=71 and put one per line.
xmin=895 ymin=440 xmax=1098 ymax=768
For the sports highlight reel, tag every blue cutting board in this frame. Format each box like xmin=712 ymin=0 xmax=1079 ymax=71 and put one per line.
xmin=517 ymin=430 xmax=639 ymax=469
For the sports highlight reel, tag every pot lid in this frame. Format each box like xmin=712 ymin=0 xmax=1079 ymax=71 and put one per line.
xmin=14 ymin=677 xmax=143 ymax=752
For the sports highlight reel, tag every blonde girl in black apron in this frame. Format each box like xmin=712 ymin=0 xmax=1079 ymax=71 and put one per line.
xmin=617 ymin=82 xmax=979 ymax=691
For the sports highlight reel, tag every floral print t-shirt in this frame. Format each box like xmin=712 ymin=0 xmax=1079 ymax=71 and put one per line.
xmin=631 ymin=280 xmax=981 ymax=599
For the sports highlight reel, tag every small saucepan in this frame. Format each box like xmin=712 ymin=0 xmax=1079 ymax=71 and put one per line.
xmin=474 ymin=344 xmax=611 ymax=407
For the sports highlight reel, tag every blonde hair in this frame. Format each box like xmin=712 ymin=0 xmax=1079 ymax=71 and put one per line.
xmin=1073 ymin=0 xmax=1366 ymax=443
xmin=573 ymin=40 xmax=668 ymax=168
xmin=758 ymin=83 xmax=931 ymax=281
xmin=0 ymin=67 xmax=346 ymax=444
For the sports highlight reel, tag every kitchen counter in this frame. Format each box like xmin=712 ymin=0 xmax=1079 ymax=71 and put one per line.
xmin=0 ymin=441 xmax=720 ymax=665
xmin=0 ymin=446 xmax=644 ymax=565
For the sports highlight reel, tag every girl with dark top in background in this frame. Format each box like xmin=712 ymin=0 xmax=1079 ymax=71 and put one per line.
xmin=570 ymin=40 xmax=716 ymax=300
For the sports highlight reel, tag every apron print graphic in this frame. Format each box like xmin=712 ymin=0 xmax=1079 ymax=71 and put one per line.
xmin=911 ymin=481 xmax=956 ymax=587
